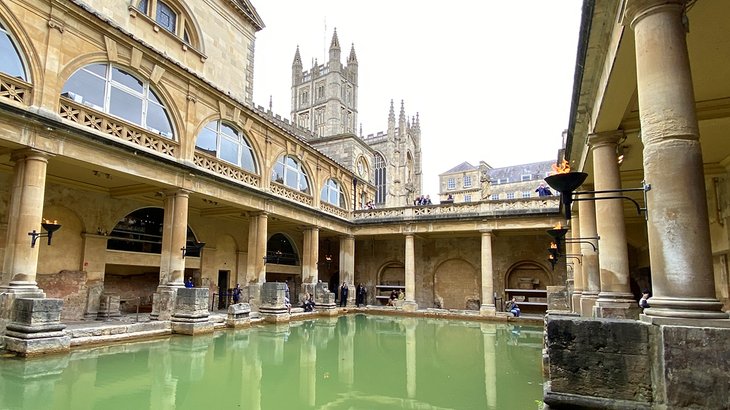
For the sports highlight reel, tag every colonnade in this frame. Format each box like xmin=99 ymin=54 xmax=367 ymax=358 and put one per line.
xmin=569 ymin=0 xmax=728 ymax=321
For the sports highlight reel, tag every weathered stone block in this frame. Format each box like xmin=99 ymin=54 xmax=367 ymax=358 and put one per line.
xmin=174 ymin=288 xmax=210 ymax=316
xmin=543 ymin=316 xmax=652 ymax=408
xmin=4 ymin=298 xmax=70 ymax=356
xmin=660 ymin=325 xmax=730 ymax=409
xmin=547 ymin=285 xmax=570 ymax=312
xmin=226 ymin=303 xmax=251 ymax=328
xmin=97 ymin=293 xmax=121 ymax=319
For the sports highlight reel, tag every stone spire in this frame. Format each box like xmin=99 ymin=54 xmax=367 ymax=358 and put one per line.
xmin=347 ymin=43 xmax=358 ymax=65
xmin=292 ymin=46 xmax=303 ymax=84
xmin=398 ymin=100 xmax=406 ymax=137
xmin=329 ymin=28 xmax=341 ymax=69
xmin=292 ymin=46 xmax=302 ymax=68
xmin=388 ymin=99 xmax=396 ymax=141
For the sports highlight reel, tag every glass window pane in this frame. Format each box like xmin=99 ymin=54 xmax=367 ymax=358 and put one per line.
xmin=146 ymin=102 xmax=173 ymax=138
xmin=156 ymin=1 xmax=177 ymax=33
xmin=320 ymin=188 xmax=328 ymax=202
xmin=195 ymin=126 xmax=217 ymax=154
xmin=62 ymin=69 xmax=106 ymax=109
xmin=84 ymin=64 xmax=108 ymax=77
xmin=137 ymin=0 xmax=149 ymax=13
xmin=112 ymin=67 xmax=143 ymax=93
xmin=219 ymin=137 xmax=239 ymax=165
xmin=272 ymin=162 xmax=284 ymax=184
xmin=0 ymin=26 xmax=26 ymax=80
xmin=285 ymin=156 xmax=298 ymax=168
xmin=220 ymin=123 xmax=238 ymax=138
xmin=285 ymin=170 xmax=298 ymax=189
xmin=298 ymin=175 xmax=309 ymax=193
xmin=109 ymin=87 xmax=143 ymax=125
xmin=240 ymin=147 xmax=256 ymax=172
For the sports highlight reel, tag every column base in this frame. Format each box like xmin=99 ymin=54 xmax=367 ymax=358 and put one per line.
xmin=571 ymin=292 xmax=583 ymax=315
xmin=150 ymin=286 xmax=179 ymax=321
xmin=595 ymin=292 xmax=639 ymax=319
xmin=3 ymin=298 xmax=70 ymax=357
xmin=479 ymin=304 xmax=497 ymax=316
xmin=642 ymin=296 xmax=729 ymax=320
xmin=580 ymin=293 xmax=598 ymax=318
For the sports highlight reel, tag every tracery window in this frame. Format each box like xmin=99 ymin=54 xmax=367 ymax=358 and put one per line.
xmin=321 ymin=178 xmax=346 ymax=208
xmin=0 ymin=20 xmax=27 ymax=80
xmin=61 ymin=64 xmax=174 ymax=138
xmin=374 ymin=153 xmax=386 ymax=205
xmin=195 ymin=120 xmax=256 ymax=172
xmin=272 ymin=155 xmax=310 ymax=194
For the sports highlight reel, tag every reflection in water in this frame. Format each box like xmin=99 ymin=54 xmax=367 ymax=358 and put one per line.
xmin=0 ymin=315 xmax=544 ymax=409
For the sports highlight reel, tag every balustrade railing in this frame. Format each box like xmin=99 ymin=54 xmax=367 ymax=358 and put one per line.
xmin=0 ymin=73 xmax=31 ymax=105
xmin=193 ymin=151 xmax=260 ymax=187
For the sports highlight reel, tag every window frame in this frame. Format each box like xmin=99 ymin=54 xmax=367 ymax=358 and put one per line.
xmin=506 ymin=192 xmax=515 ymax=200
xmin=447 ymin=178 xmax=456 ymax=190
xmin=195 ymin=120 xmax=257 ymax=173
xmin=374 ymin=153 xmax=386 ymax=204
xmin=61 ymin=63 xmax=175 ymax=139
xmin=0 ymin=20 xmax=28 ymax=81
xmin=463 ymin=175 xmax=472 ymax=188
xmin=272 ymin=155 xmax=311 ymax=194
xmin=321 ymin=178 xmax=346 ymax=208
xmin=132 ymin=0 xmax=201 ymax=50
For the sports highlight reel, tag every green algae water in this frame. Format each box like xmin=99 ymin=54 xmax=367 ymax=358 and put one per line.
xmin=0 ymin=315 xmax=544 ymax=410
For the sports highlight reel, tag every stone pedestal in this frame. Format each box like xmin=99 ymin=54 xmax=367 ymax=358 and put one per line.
xmin=243 ymin=282 xmax=262 ymax=312
xmin=259 ymin=282 xmax=290 ymax=323
xmin=83 ymin=281 xmax=104 ymax=320
xmin=96 ymin=293 xmax=121 ymax=320
xmin=314 ymin=282 xmax=336 ymax=315
xmin=226 ymin=303 xmax=251 ymax=328
xmin=594 ymin=299 xmax=640 ymax=320
xmin=402 ymin=301 xmax=418 ymax=312
xmin=150 ymin=286 xmax=179 ymax=321
xmin=0 ymin=287 xmax=45 ymax=336
xmin=171 ymin=288 xmax=212 ymax=335
xmin=4 ymin=298 xmax=70 ymax=356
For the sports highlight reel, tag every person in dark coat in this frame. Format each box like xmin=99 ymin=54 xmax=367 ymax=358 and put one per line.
xmin=339 ymin=282 xmax=349 ymax=307
xmin=356 ymin=283 xmax=367 ymax=307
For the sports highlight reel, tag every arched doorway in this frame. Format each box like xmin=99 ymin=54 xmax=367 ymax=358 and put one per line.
xmin=375 ymin=261 xmax=405 ymax=305
xmin=434 ymin=259 xmax=480 ymax=310
xmin=265 ymin=233 xmax=301 ymax=298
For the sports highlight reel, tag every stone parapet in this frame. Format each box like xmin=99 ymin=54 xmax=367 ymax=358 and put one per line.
xmin=260 ymin=282 xmax=290 ymax=323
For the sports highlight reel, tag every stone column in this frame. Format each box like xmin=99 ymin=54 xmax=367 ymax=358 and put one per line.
xmin=578 ymin=191 xmax=599 ymax=317
xmin=589 ymin=132 xmax=636 ymax=318
xmin=570 ymin=212 xmax=584 ymax=314
xmin=246 ymin=212 xmax=268 ymax=284
xmin=2 ymin=149 xmax=52 ymax=293
xmin=479 ymin=230 xmax=496 ymax=316
xmin=151 ymin=190 xmax=189 ymax=320
xmin=338 ymin=235 xmax=355 ymax=305
xmin=404 ymin=318 xmax=417 ymax=398
xmin=403 ymin=233 xmax=417 ymax=311
xmin=301 ymin=227 xmax=319 ymax=285
xmin=625 ymin=0 xmax=728 ymax=320
xmin=159 ymin=190 xmax=189 ymax=287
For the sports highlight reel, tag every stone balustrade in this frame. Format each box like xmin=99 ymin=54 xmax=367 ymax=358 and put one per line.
xmin=0 ymin=72 xmax=31 ymax=105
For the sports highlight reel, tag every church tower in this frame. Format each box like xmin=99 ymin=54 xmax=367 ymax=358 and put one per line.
xmin=291 ymin=29 xmax=358 ymax=137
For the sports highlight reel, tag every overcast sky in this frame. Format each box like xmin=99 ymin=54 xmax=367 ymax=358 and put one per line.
xmin=251 ymin=1 xmax=583 ymax=201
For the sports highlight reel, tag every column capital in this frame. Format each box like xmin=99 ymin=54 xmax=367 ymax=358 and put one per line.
xmin=587 ymin=130 xmax=624 ymax=148
xmin=163 ymin=189 xmax=190 ymax=198
xmin=623 ymin=0 xmax=686 ymax=30
xmin=479 ymin=229 xmax=493 ymax=236
xmin=10 ymin=148 xmax=53 ymax=163
xmin=302 ymin=225 xmax=320 ymax=233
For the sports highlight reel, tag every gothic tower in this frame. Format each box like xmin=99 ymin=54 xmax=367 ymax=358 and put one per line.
xmin=290 ymin=29 xmax=358 ymax=137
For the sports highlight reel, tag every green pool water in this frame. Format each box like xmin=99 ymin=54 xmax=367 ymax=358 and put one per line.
xmin=0 ymin=315 xmax=544 ymax=410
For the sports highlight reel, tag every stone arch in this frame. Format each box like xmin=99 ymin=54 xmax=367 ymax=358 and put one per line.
xmin=434 ymin=258 xmax=479 ymax=310
xmin=266 ymin=232 xmax=300 ymax=266
xmin=503 ymin=260 xmax=553 ymax=290
xmin=193 ymin=116 xmax=260 ymax=175
xmin=377 ymin=260 xmax=405 ymax=286
xmin=0 ymin=4 xmax=43 ymax=87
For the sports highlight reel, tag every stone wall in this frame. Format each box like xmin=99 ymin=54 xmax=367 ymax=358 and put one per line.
xmin=104 ymin=272 xmax=159 ymax=312
xmin=37 ymin=270 xmax=89 ymax=321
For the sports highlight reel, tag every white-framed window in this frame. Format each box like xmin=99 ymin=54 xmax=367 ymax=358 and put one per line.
xmin=0 ymin=20 xmax=27 ymax=81
xmin=463 ymin=175 xmax=472 ymax=188
xmin=195 ymin=120 xmax=256 ymax=172
xmin=135 ymin=0 xmax=197 ymax=46
xmin=490 ymin=194 xmax=500 ymax=200
xmin=521 ymin=174 xmax=532 ymax=181
xmin=496 ymin=178 xmax=509 ymax=184
xmin=321 ymin=178 xmax=346 ymax=208
xmin=522 ymin=191 xmax=531 ymax=198
xmin=464 ymin=194 xmax=472 ymax=202
xmin=447 ymin=178 xmax=456 ymax=190
xmin=506 ymin=192 xmax=515 ymax=199
xmin=272 ymin=155 xmax=310 ymax=194
xmin=61 ymin=64 xmax=174 ymax=138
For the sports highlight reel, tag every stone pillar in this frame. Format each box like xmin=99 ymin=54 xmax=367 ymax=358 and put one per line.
xmin=479 ymin=230 xmax=496 ymax=316
xmin=338 ymin=235 xmax=355 ymax=305
xmin=151 ymin=190 xmax=189 ymax=321
xmin=259 ymin=282 xmax=290 ymax=323
xmin=254 ymin=212 xmax=268 ymax=283
xmin=2 ymin=149 xmax=52 ymax=293
xmin=4 ymin=298 xmax=70 ymax=356
xmin=570 ymin=212 xmax=584 ymax=314
xmin=625 ymin=0 xmax=728 ymax=320
xmin=301 ymin=227 xmax=319 ymax=292
xmin=589 ymin=132 xmax=637 ymax=318
xmin=80 ymin=233 xmax=108 ymax=320
xmin=578 ymin=191 xmax=599 ymax=317
xmin=403 ymin=233 xmax=417 ymax=311
xmin=171 ymin=288 xmax=213 ymax=335
xmin=244 ymin=212 xmax=268 ymax=311
xmin=481 ymin=323 xmax=497 ymax=408
xmin=159 ymin=190 xmax=189 ymax=287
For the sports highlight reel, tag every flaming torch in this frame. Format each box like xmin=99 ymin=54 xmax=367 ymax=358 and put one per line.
xmin=544 ymin=160 xmax=587 ymax=220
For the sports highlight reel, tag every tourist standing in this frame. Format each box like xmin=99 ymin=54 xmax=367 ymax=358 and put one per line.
xmin=339 ymin=282 xmax=349 ymax=307
xmin=185 ymin=277 xmax=194 ymax=288
xmin=232 ymin=283 xmax=241 ymax=304
xmin=535 ymin=182 xmax=553 ymax=197
xmin=356 ymin=283 xmax=367 ymax=307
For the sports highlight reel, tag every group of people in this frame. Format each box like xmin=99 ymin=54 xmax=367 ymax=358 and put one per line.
xmin=387 ymin=288 xmax=405 ymax=306
xmin=338 ymin=282 xmax=368 ymax=307
xmin=365 ymin=200 xmax=376 ymax=209
xmin=414 ymin=195 xmax=432 ymax=206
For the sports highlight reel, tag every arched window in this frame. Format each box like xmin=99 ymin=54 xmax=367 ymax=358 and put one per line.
xmin=135 ymin=0 xmax=198 ymax=46
xmin=196 ymin=120 xmax=256 ymax=172
xmin=374 ymin=153 xmax=386 ymax=205
xmin=321 ymin=178 xmax=346 ymax=208
xmin=0 ymin=20 xmax=27 ymax=80
xmin=266 ymin=233 xmax=298 ymax=265
xmin=272 ymin=155 xmax=310 ymax=194
xmin=107 ymin=207 xmax=201 ymax=256
xmin=61 ymin=64 xmax=174 ymax=138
